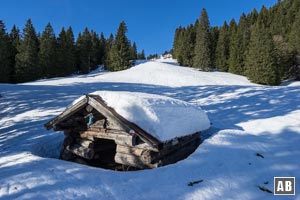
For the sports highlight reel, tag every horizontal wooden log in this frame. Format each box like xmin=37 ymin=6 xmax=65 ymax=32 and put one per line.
xmin=158 ymin=139 xmax=200 ymax=167
xmin=66 ymin=144 xmax=95 ymax=160
xmin=79 ymin=130 xmax=135 ymax=146
xmin=160 ymin=133 xmax=200 ymax=157
xmin=114 ymin=152 xmax=157 ymax=169
xmin=55 ymin=117 xmax=86 ymax=131
xmin=116 ymin=145 xmax=157 ymax=164
xmin=45 ymin=97 xmax=88 ymax=130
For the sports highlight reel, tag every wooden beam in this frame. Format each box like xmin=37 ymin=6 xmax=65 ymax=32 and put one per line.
xmin=159 ymin=139 xmax=200 ymax=167
xmin=44 ymin=97 xmax=88 ymax=130
xmin=79 ymin=130 xmax=135 ymax=146
xmin=114 ymin=152 xmax=157 ymax=169
xmin=160 ymin=132 xmax=200 ymax=156
xmin=116 ymin=145 xmax=157 ymax=164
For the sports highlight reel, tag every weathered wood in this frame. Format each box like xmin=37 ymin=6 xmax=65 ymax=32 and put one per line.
xmin=160 ymin=133 xmax=200 ymax=156
xmin=89 ymin=119 xmax=106 ymax=128
xmin=66 ymin=144 xmax=95 ymax=160
xmin=85 ymin=105 xmax=93 ymax=112
xmin=45 ymin=97 xmax=88 ymax=130
xmin=116 ymin=145 xmax=157 ymax=164
xmin=88 ymin=97 xmax=129 ymax=131
xmin=158 ymin=139 xmax=200 ymax=166
xmin=75 ymin=138 xmax=94 ymax=148
xmin=55 ymin=116 xmax=86 ymax=130
xmin=79 ymin=130 xmax=136 ymax=146
xmin=114 ymin=152 xmax=157 ymax=169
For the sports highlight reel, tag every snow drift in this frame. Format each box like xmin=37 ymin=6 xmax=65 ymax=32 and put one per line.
xmin=1 ymin=60 xmax=300 ymax=200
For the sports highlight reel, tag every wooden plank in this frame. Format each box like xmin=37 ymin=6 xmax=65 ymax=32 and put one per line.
xmin=66 ymin=144 xmax=95 ymax=160
xmin=160 ymin=132 xmax=200 ymax=156
xmin=89 ymin=119 xmax=106 ymax=128
xmin=158 ymin=139 xmax=200 ymax=167
xmin=79 ymin=130 xmax=135 ymax=146
xmin=115 ymin=142 xmax=159 ymax=152
xmin=116 ymin=145 xmax=157 ymax=164
xmin=44 ymin=97 xmax=88 ymax=130
xmin=75 ymin=138 xmax=94 ymax=148
xmin=114 ymin=152 xmax=157 ymax=169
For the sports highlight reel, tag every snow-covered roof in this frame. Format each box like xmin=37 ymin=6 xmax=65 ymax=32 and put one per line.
xmin=74 ymin=91 xmax=210 ymax=141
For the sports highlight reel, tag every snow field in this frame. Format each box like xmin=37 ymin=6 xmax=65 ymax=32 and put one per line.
xmin=0 ymin=60 xmax=300 ymax=200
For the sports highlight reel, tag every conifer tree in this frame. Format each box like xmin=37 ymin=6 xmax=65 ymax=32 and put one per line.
xmin=15 ymin=19 xmax=39 ymax=82
xmin=228 ymin=19 xmax=237 ymax=38
xmin=137 ymin=49 xmax=146 ymax=60
xmin=130 ymin=42 xmax=138 ymax=60
xmin=172 ymin=26 xmax=185 ymax=65
xmin=181 ymin=24 xmax=196 ymax=66
xmin=0 ymin=20 xmax=13 ymax=83
xmin=90 ymin=30 xmax=101 ymax=70
xmin=98 ymin=32 xmax=106 ymax=65
xmin=216 ymin=22 xmax=230 ymax=71
xmin=39 ymin=22 xmax=57 ymax=78
xmin=76 ymin=28 xmax=92 ymax=73
xmin=210 ymin=26 xmax=219 ymax=69
xmin=9 ymin=25 xmax=20 ymax=82
xmin=104 ymin=34 xmax=114 ymax=69
xmin=288 ymin=11 xmax=300 ymax=79
xmin=248 ymin=8 xmax=258 ymax=25
xmin=57 ymin=27 xmax=76 ymax=76
xmin=106 ymin=21 xmax=131 ymax=71
xmin=193 ymin=8 xmax=212 ymax=71
xmin=245 ymin=20 xmax=280 ymax=85
xmin=289 ymin=12 xmax=300 ymax=54
xmin=228 ymin=13 xmax=250 ymax=75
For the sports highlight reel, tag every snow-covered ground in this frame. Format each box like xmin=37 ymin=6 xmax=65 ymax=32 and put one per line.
xmin=1 ymin=60 xmax=300 ymax=200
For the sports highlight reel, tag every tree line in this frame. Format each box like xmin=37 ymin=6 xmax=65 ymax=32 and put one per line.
xmin=0 ymin=19 xmax=145 ymax=83
xmin=173 ymin=0 xmax=300 ymax=85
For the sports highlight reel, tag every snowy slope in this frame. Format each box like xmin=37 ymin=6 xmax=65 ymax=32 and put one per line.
xmin=24 ymin=60 xmax=257 ymax=87
xmin=1 ymin=60 xmax=300 ymax=200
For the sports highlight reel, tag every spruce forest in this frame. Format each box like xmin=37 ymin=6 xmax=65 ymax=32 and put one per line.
xmin=173 ymin=0 xmax=300 ymax=85
xmin=0 ymin=19 xmax=145 ymax=83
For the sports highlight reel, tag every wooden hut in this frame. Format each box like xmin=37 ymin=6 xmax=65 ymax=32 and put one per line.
xmin=44 ymin=93 xmax=208 ymax=170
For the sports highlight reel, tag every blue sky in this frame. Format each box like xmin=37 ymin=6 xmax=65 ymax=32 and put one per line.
xmin=0 ymin=0 xmax=277 ymax=55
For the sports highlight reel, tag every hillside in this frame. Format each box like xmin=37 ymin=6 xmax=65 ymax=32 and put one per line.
xmin=0 ymin=60 xmax=300 ymax=200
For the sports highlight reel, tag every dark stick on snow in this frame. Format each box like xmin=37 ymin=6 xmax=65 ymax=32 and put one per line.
xmin=256 ymin=153 xmax=264 ymax=158
xmin=258 ymin=186 xmax=272 ymax=193
xmin=188 ymin=179 xmax=203 ymax=186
